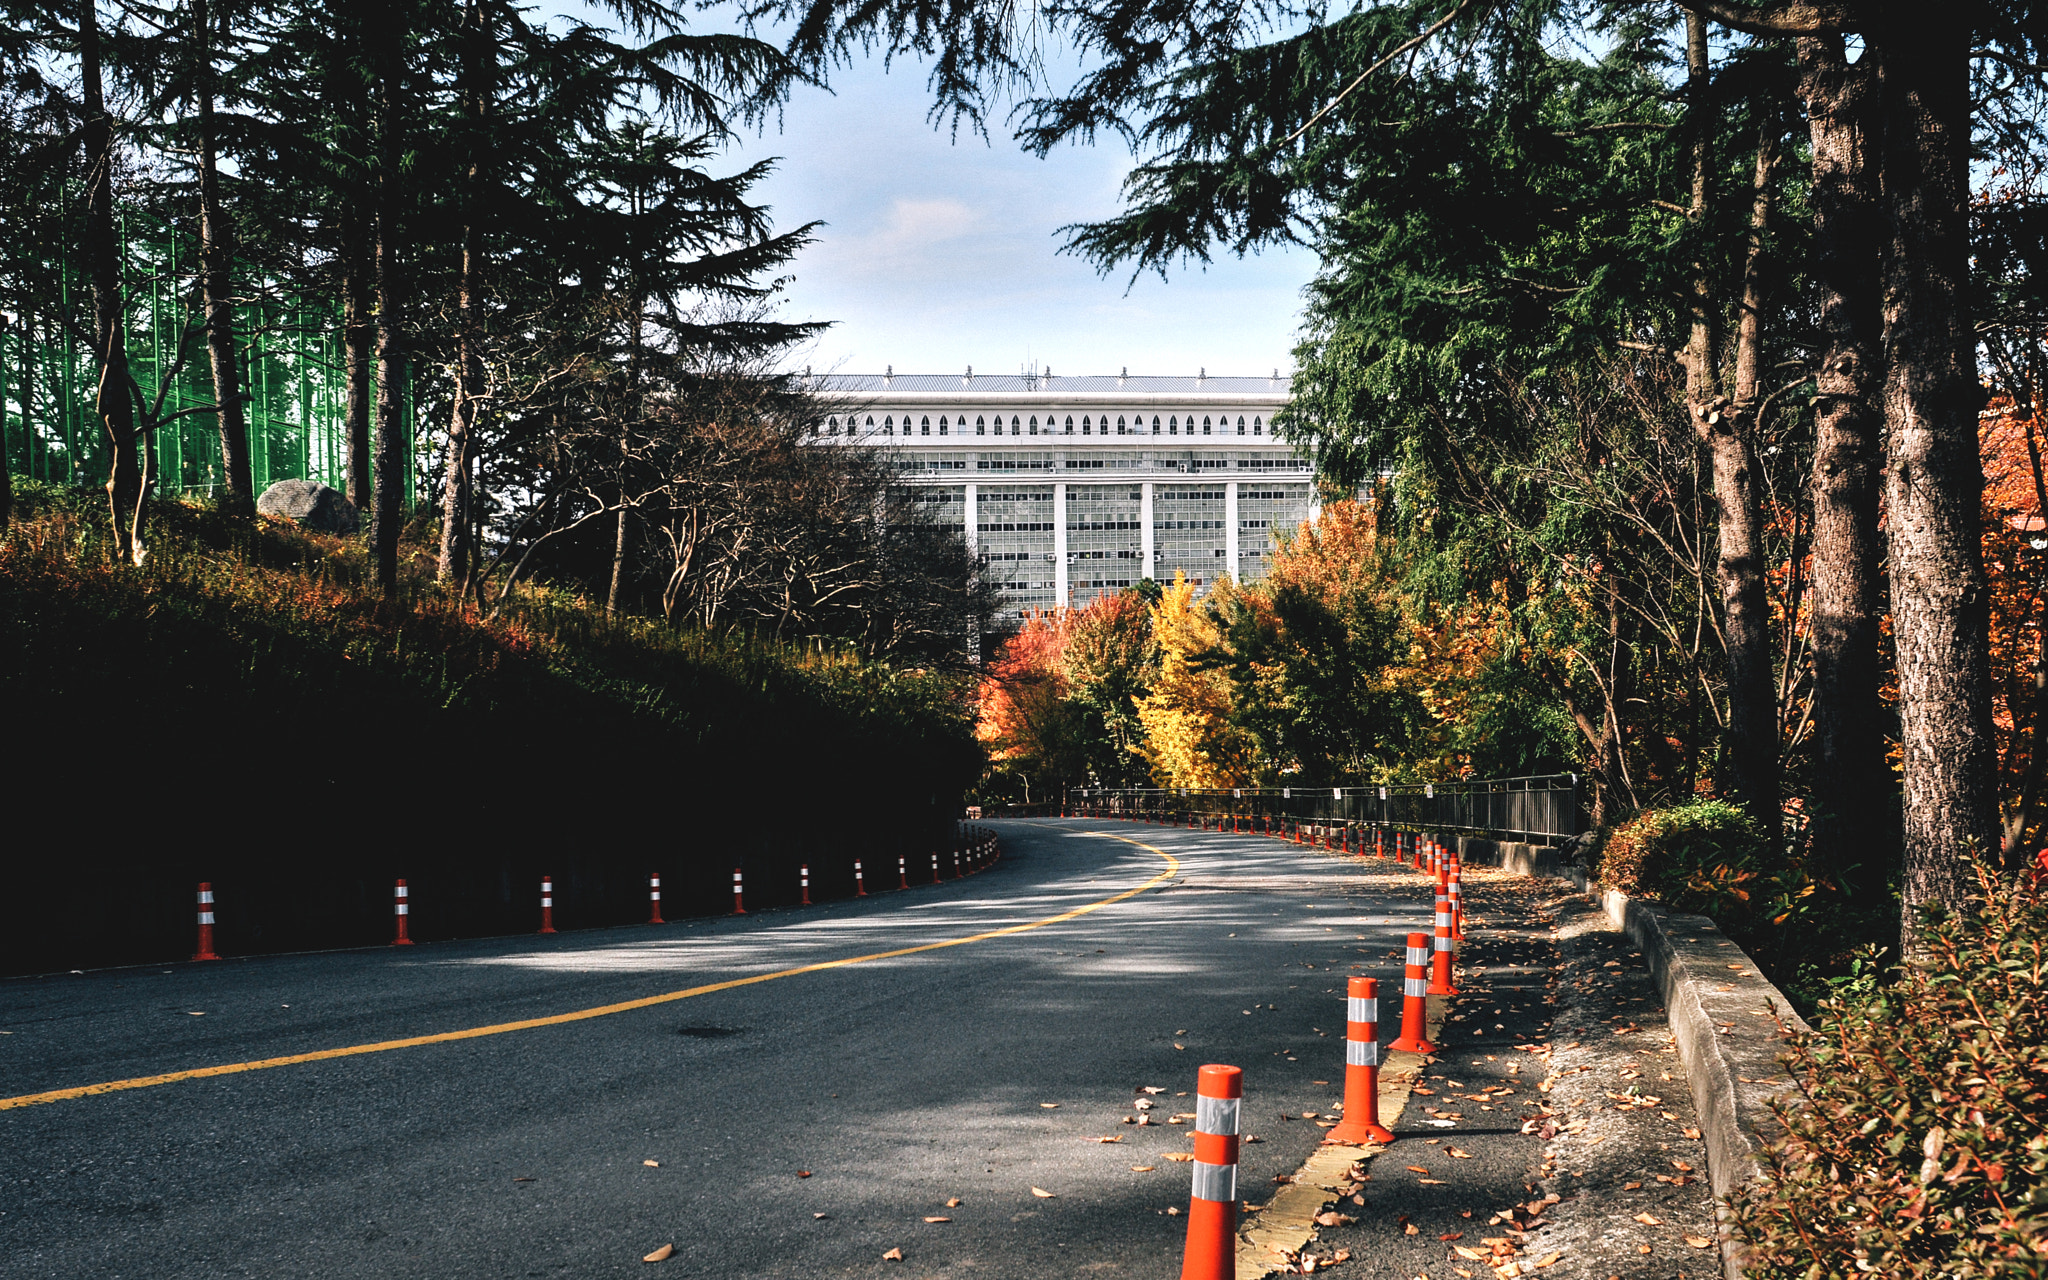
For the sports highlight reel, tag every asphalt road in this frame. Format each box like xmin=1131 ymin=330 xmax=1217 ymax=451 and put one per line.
xmin=0 ymin=818 xmax=1477 ymax=1280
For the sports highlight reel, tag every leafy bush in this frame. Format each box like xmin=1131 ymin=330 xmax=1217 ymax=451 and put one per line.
xmin=1726 ymin=862 xmax=2048 ymax=1278
xmin=1596 ymin=799 xmax=1766 ymax=914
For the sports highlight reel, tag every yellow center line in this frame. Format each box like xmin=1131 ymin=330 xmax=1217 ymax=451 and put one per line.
xmin=1 ymin=834 xmax=1179 ymax=1112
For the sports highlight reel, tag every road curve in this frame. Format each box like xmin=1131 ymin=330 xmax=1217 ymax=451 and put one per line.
xmin=0 ymin=819 xmax=1441 ymax=1279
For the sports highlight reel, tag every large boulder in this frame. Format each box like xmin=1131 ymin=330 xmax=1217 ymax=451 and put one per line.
xmin=256 ymin=479 xmax=359 ymax=535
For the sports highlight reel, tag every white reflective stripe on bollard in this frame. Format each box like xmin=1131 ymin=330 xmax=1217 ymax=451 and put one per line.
xmin=1347 ymin=996 xmax=1376 ymax=1023
xmin=1191 ymin=1160 xmax=1237 ymax=1204
xmin=1346 ymin=1038 xmax=1380 ymax=1066
xmin=1195 ymin=1094 xmax=1240 ymax=1136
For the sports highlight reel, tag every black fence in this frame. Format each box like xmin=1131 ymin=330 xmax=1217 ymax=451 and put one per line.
xmin=1070 ymin=774 xmax=1581 ymax=843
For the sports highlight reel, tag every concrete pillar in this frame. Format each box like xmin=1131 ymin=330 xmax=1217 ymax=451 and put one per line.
xmin=1054 ymin=482 xmax=1068 ymax=605
xmin=1225 ymin=481 xmax=1239 ymax=582
xmin=964 ymin=483 xmax=978 ymax=556
xmin=1140 ymin=481 xmax=1154 ymax=581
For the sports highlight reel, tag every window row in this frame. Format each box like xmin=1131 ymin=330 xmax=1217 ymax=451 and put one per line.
xmin=817 ymin=412 xmax=1270 ymax=437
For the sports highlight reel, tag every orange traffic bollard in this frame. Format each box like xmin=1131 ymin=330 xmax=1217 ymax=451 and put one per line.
xmin=800 ymin=864 xmax=811 ymax=906
xmin=650 ymin=871 xmax=666 ymax=924
xmin=898 ymin=855 xmax=908 ymax=890
xmin=1449 ymin=858 xmax=1464 ymax=939
xmin=391 ymin=879 xmax=413 ymax=946
xmin=728 ymin=868 xmax=743 ymax=916
xmin=538 ymin=874 xmax=556 ymax=934
xmin=192 ymin=883 xmax=220 ymax=961
xmin=1326 ymin=976 xmax=1396 ymax=1145
xmin=1389 ymin=932 xmax=1437 ymax=1053
xmin=1178 ymin=1064 xmax=1243 ymax=1280
xmin=1429 ymin=891 xmax=1459 ymax=995
xmin=855 ymin=859 xmax=868 ymax=896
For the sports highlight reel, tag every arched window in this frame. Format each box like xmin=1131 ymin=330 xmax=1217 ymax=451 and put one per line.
xmin=976 ymin=416 xmax=986 ymax=435
xmin=864 ymin=416 xmax=875 ymax=433
xmin=1081 ymin=415 xmax=1092 ymax=434
xmin=1029 ymin=416 xmax=1039 ymax=433
xmin=884 ymin=415 xmax=894 ymax=434
xmin=1065 ymin=416 xmax=1075 ymax=433
xmin=1011 ymin=416 xmax=1021 ymax=435
xmin=1203 ymin=415 xmax=1212 ymax=434
xmin=1116 ymin=415 xmax=1127 ymax=433
xmin=921 ymin=415 xmax=931 ymax=435
xmin=1152 ymin=416 xmax=1162 ymax=434
xmin=1169 ymin=415 xmax=1178 ymax=434
xmin=1237 ymin=416 xmax=1246 ymax=435
xmin=1252 ymin=416 xmax=1263 ymax=435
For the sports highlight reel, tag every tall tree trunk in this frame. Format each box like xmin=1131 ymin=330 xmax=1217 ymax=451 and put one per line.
xmin=193 ymin=0 xmax=251 ymax=514
xmin=341 ymin=204 xmax=372 ymax=515
xmin=369 ymin=17 xmax=405 ymax=596
xmin=1798 ymin=33 xmax=1891 ymax=887
xmin=438 ymin=0 xmax=487 ymax=589
xmin=1872 ymin=16 xmax=1998 ymax=942
xmin=1682 ymin=11 xmax=1780 ymax=846
xmin=80 ymin=0 xmax=142 ymax=564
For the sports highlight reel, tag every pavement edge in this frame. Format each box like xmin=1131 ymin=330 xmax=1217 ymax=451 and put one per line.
xmin=1455 ymin=836 xmax=1810 ymax=1280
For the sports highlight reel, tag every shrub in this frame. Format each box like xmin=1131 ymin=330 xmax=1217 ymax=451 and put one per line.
xmin=1725 ymin=862 xmax=2048 ymax=1278
xmin=1596 ymin=799 xmax=1766 ymax=915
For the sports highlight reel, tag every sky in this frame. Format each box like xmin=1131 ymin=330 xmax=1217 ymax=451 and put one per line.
xmin=705 ymin=50 xmax=1320 ymax=380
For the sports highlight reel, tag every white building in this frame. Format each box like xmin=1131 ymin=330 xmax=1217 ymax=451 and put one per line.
xmin=810 ymin=370 xmax=1311 ymax=618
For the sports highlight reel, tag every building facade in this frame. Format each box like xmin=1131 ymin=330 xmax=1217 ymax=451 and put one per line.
xmin=810 ymin=371 xmax=1308 ymax=618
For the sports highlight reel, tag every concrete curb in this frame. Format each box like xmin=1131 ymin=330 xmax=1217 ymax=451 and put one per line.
xmin=1451 ymin=835 xmax=1808 ymax=1280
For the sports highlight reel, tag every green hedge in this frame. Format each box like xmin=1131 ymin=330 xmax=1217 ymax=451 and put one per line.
xmin=1726 ymin=862 xmax=2048 ymax=1277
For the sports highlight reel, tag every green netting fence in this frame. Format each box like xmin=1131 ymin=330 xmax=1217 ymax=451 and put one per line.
xmin=3 ymin=207 xmax=409 ymax=506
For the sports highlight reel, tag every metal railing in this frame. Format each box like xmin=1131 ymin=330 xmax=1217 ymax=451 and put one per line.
xmin=1070 ymin=774 xmax=1581 ymax=843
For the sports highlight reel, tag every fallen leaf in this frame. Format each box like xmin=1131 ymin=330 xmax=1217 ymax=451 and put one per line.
xmin=1166 ymin=1206 xmax=1181 ymax=1215
xmin=1031 ymin=1186 xmax=1057 ymax=1198
xmin=1634 ymin=1212 xmax=1662 ymax=1225
xmin=1334 ymin=1250 xmax=1351 ymax=1263
xmin=1303 ymin=1111 xmax=1320 ymax=1119
xmin=1141 ymin=1086 xmax=1166 ymax=1094
xmin=813 ymin=1213 xmax=828 ymax=1219
xmin=1130 ymin=1165 xmax=1156 ymax=1172
xmin=1419 ymin=1178 xmax=1448 ymax=1185
xmin=1314 ymin=1212 xmax=1356 ymax=1226
xmin=1623 ymin=1181 xmax=1643 ymax=1190
xmin=643 ymin=1160 xmax=660 ymax=1168
xmin=1162 ymin=1153 xmax=1195 ymax=1162
xmin=1406 ymin=1166 xmax=1432 ymax=1174
xmin=1041 ymin=1103 xmax=1061 ymax=1109
xmin=1447 ymin=1147 xmax=1475 ymax=1159
xmin=1682 ymin=1127 xmax=1703 ymax=1140
xmin=1686 ymin=1235 xmax=1714 ymax=1249
xmin=1671 ymin=1160 xmax=1694 ymax=1172
xmin=1454 ymin=1246 xmax=1486 ymax=1260
xmin=642 ymin=1244 xmax=674 ymax=1263
xmin=1638 ymin=1244 xmax=1654 ymax=1254
xmin=1174 ymin=1043 xmax=1186 ymax=1050
xmin=1405 ymin=1223 xmax=1420 ymax=1236
xmin=882 ymin=1247 xmax=903 ymax=1261
xmin=512 ymin=1176 xmax=536 ymax=1183
xmin=945 ymin=1198 xmax=962 ymax=1207
xmin=1439 ymin=1231 xmax=1465 ymax=1241
xmin=1092 ymin=1135 xmax=1124 ymax=1143
xmin=1532 ymin=1252 xmax=1563 ymax=1268
xmin=923 ymin=1216 xmax=951 ymax=1223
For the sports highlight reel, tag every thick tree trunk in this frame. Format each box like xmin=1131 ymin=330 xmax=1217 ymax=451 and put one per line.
xmin=1683 ymin=11 xmax=1779 ymax=846
xmin=439 ymin=0 xmax=486 ymax=589
xmin=341 ymin=206 xmax=372 ymax=514
xmin=1798 ymin=34 xmax=1892 ymax=884
xmin=1872 ymin=16 xmax=1998 ymax=942
xmin=193 ymin=0 xmax=251 ymax=513
xmin=81 ymin=0 xmax=142 ymax=564
xmin=370 ymin=21 xmax=405 ymax=595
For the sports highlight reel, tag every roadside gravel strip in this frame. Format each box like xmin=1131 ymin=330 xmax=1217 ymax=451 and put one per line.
xmin=1246 ymin=866 xmax=1719 ymax=1279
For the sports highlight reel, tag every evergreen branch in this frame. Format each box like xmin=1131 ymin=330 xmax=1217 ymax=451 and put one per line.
xmin=1278 ymin=0 xmax=1479 ymax=149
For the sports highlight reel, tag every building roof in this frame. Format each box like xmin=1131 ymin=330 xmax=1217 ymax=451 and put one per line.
xmin=808 ymin=371 xmax=1291 ymax=395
